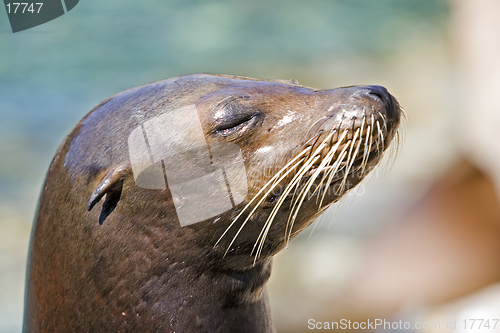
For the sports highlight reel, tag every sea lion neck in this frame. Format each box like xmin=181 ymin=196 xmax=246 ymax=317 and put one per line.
xmin=91 ymin=209 xmax=276 ymax=331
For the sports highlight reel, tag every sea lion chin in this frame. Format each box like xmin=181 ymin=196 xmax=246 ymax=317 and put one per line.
xmin=24 ymin=74 xmax=402 ymax=333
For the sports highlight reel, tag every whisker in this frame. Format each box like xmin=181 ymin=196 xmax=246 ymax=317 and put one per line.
xmin=311 ymin=130 xmax=346 ymax=196
xmin=223 ymin=155 xmax=308 ymax=257
xmin=285 ymin=131 xmax=350 ymax=244
xmin=214 ymin=146 xmax=312 ymax=252
xmin=318 ymin=148 xmax=348 ymax=208
xmin=379 ymin=112 xmax=388 ymax=132
xmin=361 ymin=123 xmax=371 ymax=175
xmin=376 ymin=120 xmax=384 ymax=154
xmin=339 ymin=126 xmax=361 ymax=193
xmin=252 ymin=155 xmax=318 ymax=258
xmin=315 ymin=130 xmax=350 ymax=204
xmin=254 ymin=152 xmax=324 ymax=260
xmin=251 ymin=131 xmax=339 ymax=258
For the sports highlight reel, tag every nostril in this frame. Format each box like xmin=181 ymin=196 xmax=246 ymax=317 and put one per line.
xmin=369 ymin=91 xmax=384 ymax=103
xmin=364 ymin=85 xmax=390 ymax=103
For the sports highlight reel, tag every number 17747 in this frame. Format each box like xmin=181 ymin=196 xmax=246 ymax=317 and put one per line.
xmin=6 ymin=3 xmax=43 ymax=14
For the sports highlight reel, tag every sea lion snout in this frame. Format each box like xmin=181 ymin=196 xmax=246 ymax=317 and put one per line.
xmin=316 ymin=85 xmax=400 ymax=145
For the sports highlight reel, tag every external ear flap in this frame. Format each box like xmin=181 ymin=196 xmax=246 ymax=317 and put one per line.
xmin=88 ymin=166 xmax=128 ymax=225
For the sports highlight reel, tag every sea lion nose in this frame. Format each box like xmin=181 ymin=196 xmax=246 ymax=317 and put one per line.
xmin=361 ymin=85 xmax=398 ymax=117
xmin=363 ymin=85 xmax=390 ymax=103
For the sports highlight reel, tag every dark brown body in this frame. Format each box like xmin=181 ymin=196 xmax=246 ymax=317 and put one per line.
xmin=24 ymin=74 xmax=401 ymax=332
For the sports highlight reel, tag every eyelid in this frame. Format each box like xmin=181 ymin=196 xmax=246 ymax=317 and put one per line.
xmin=211 ymin=114 xmax=259 ymax=135
xmin=208 ymin=93 xmax=262 ymax=138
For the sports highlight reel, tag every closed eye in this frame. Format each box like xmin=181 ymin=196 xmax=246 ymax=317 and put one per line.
xmin=211 ymin=113 xmax=263 ymax=138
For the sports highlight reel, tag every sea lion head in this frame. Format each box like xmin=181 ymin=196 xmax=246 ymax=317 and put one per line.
xmin=77 ymin=74 xmax=402 ymax=270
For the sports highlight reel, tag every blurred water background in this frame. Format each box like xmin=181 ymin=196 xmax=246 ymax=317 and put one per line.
xmin=0 ymin=1 xmax=465 ymax=332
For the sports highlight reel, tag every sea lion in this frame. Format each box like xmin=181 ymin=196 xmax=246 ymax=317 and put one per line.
xmin=23 ymin=74 xmax=402 ymax=332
